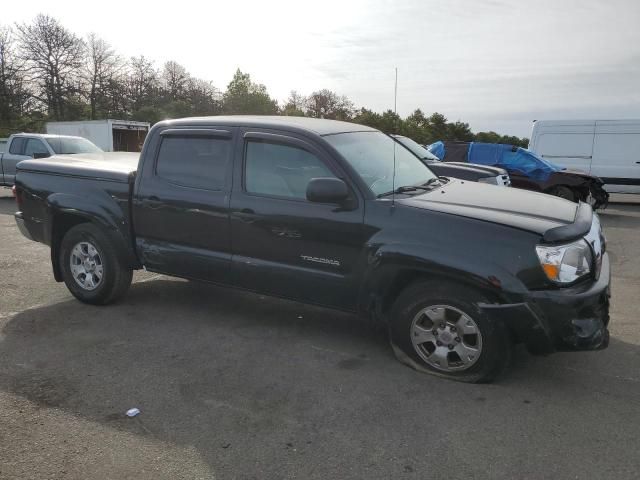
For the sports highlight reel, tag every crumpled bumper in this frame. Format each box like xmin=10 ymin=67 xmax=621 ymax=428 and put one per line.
xmin=480 ymin=252 xmax=611 ymax=354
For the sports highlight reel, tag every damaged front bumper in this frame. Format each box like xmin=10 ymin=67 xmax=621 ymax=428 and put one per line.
xmin=589 ymin=180 xmax=610 ymax=210
xmin=480 ymin=252 xmax=611 ymax=354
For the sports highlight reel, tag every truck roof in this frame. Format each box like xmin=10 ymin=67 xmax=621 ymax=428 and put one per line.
xmin=157 ymin=115 xmax=378 ymax=136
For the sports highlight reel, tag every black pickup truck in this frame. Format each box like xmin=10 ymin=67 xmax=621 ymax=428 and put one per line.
xmin=13 ymin=116 xmax=611 ymax=382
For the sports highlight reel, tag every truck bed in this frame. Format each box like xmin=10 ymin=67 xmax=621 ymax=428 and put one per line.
xmin=16 ymin=152 xmax=139 ymax=183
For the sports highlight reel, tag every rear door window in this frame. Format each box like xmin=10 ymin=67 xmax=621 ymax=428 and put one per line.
xmin=155 ymin=135 xmax=231 ymax=190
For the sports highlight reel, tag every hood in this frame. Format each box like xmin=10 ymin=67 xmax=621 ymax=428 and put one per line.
xmin=559 ymin=167 xmax=602 ymax=181
xmin=399 ymin=179 xmax=578 ymax=236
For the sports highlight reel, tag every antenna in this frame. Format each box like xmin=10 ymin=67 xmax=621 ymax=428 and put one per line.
xmin=392 ymin=67 xmax=398 ymax=206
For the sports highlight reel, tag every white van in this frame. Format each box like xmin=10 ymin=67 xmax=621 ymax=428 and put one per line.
xmin=529 ymin=120 xmax=640 ymax=194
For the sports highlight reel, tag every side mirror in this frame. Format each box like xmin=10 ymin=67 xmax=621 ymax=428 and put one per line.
xmin=306 ymin=177 xmax=349 ymax=204
xmin=32 ymin=152 xmax=50 ymax=159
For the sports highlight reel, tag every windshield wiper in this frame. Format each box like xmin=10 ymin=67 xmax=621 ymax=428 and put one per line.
xmin=378 ymin=182 xmax=439 ymax=198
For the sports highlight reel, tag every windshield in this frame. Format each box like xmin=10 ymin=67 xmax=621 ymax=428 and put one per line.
xmin=325 ymin=131 xmax=438 ymax=196
xmin=46 ymin=137 xmax=103 ymax=154
xmin=394 ymin=135 xmax=440 ymax=162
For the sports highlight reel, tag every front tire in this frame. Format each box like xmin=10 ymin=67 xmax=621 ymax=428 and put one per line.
xmin=389 ymin=281 xmax=512 ymax=383
xmin=59 ymin=223 xmax=132 ymax=305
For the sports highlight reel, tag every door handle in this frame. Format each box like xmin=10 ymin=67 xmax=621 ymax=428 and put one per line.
xmin=236 ymin=208 xmax=257 ymax=224
xmin=143 ymin=196 xmax=163 ymax=209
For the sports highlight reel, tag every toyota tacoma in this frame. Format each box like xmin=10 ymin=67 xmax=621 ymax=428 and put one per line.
xmin=13 ymin=116 xmax=611 ymax=382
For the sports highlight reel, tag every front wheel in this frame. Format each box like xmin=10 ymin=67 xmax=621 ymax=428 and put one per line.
xmin=389 ymin=281 xmax=512 ymax=383
xmin=59 ymin=223 xmax=132 ymax=305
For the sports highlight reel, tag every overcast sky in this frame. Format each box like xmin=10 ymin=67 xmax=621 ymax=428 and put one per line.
xmin=4 ymin=0 xmax=640 ymax=137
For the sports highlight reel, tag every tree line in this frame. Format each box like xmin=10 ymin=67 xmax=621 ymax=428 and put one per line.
xmin=0 ymin=14 xmax=528 ymax=147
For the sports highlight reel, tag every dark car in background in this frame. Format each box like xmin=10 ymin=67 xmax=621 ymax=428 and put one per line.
xmin=430 ymin=141 xmax=609 ymax=209
xmin=392 ymin=135 xmax=511 ymax=186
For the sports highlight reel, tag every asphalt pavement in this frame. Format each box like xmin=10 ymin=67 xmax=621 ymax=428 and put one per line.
xmin=1 ymin=189 xmax=639 ymax=480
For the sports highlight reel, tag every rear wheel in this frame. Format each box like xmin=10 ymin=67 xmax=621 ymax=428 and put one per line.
xmin=548 ymin=185 xmax=575 ymax=202
xmin=388 ymin=281 xmax=512 ymax=383
xmin=59 ymin=223 xmax=132 ymax=305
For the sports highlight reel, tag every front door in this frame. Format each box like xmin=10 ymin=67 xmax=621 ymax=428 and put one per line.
xmin=4 ymin=137 xmax=48 ymax=184
xmin=133 ymin=127 xmax=236 ymax=283
xmin=230 ymin=130 xmax=365 ymax=310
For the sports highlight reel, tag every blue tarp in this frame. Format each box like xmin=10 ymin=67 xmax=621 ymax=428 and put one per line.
xmin=426 ymin=141 xmax=446 ymax=160
xmin=468 ymin=143 xmax=563 ymax=181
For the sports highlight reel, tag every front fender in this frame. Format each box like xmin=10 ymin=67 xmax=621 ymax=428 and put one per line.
xmin=357 ymin=241 xmax=532 ymax=317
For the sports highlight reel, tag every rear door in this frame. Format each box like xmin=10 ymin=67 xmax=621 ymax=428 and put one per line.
xmin=133 ymin=127 xmax=236 ymax=283
xmin=591 ymin=121 xmax=640 ymax=193
xmin=229 ymin=129 xmax=365 ymax=310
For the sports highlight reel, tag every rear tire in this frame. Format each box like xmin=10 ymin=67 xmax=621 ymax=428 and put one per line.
xmin=59 ymin=223 xmax=132 ymax=305
xmin=388 ymin=281 xmax=512 ymax=383
xmin=549 ymin=185 xmax=575 ymax=202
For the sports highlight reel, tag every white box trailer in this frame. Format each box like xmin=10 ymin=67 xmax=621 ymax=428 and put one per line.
xmin=45 ymin=119 xmax=150 ymax=152
xmin=529 ymin=119 xmax=640 ymax=194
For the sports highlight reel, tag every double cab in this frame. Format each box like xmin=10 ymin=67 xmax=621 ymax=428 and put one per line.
xmin=13 ymin=116 xmax=611 ymax=382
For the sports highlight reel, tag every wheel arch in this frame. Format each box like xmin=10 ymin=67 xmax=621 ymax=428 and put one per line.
xmin=48 ymin=202 xmax=138 ymax=282
xmin=357 ymin=252 xmax=513 ymax=326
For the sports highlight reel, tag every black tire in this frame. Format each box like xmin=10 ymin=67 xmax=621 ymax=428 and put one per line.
xmin=388 ymin=280 xmax=512 ymax=383
xmin=59 ymin=223 xmax=132 ymax=305
xmin=549 ymin=185 xmax=575 ymax=202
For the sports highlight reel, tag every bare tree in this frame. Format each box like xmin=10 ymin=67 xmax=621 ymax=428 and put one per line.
xmin=281 ymin=90 xmax=307 ymax=116
xmin=0 ymin=26 xmax=31 ymax=127
xmin=306 ymin=89 xmax=354 ymax=120
xmin=16 ymin=14 xmax=84 ymax=120
xmin=127 ymin=55 xmax=158 ymax=112
xmin=186 ymin=77 xmax=222 ymax=115
xmin=162 ymin=60 xmax=189 ymax=101
xmin=84 ymin=33 xmax=124 ymax=119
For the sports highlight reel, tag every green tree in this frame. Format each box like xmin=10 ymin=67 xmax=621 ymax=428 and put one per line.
xmin=352 ymin=108 xmax=383 ymax=130
xmin=402 ymin=109 xmax=428 ymax=143
xmin=447 ymin=121 xmax=474 ymax=142
xmin=222 ymin=69 xmax=277 ymax=115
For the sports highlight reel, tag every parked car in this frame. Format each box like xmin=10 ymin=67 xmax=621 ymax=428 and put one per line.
xmin=13 ymin=116 xmax=610 ymax=383
xmin=529 ymin=119 xmax=640 ymax=194
xmin=429 ymin=141 xmax=609 ymax=209
xmin=392 ymin=135 xmax=510 ymax=186
xmin=0 ymin=133 xmax=103 ymax=187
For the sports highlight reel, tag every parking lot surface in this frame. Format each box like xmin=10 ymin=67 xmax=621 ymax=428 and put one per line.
xmin=1 ymin=189 xmax=639 ymax=480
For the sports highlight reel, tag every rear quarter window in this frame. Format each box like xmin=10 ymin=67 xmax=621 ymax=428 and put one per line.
xmin=155 ymin=135 xmax=231 ymax=190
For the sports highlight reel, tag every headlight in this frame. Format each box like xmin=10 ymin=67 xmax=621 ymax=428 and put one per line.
xmin=536 ymin=239 xmax=593 ymax=284
xmin=477 ymin=176 xmax=497 ymax=185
